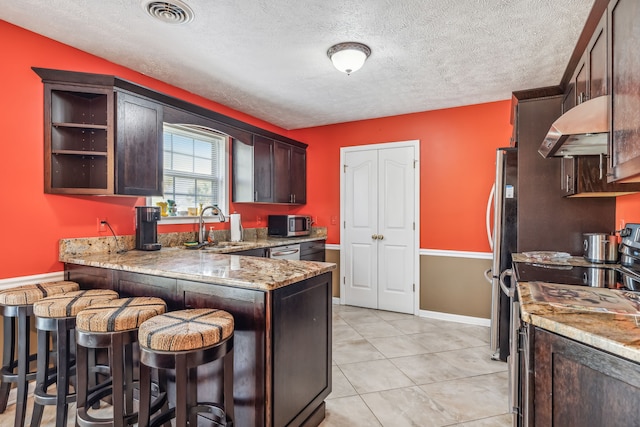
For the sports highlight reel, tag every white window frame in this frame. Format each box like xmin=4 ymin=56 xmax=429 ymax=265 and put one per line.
xmin=149 ymin=124 xmax=229 ymax=225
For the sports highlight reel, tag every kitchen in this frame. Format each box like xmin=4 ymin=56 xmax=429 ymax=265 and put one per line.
xmin=1 ymin=0 xmax=640 ymax=426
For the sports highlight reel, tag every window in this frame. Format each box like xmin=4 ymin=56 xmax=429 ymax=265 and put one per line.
xmin=150 ymin=124 xmax=228 ymax=223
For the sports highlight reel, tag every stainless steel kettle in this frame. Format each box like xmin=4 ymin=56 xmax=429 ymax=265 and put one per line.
xmin=583 ymin=233 xmax=618 ymax=264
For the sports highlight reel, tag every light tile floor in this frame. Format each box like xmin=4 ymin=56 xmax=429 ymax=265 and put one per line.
xmin=321 ymin=304 xmax=511 ymax=427
xmin=0 ymin=304 xmax=510 ymax=427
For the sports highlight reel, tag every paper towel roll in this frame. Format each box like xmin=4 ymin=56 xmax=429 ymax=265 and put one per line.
xmin=230 ymin=213 xmax=243 ymax=242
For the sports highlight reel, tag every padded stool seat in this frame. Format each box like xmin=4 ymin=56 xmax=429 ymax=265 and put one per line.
xmin=0 ymin=281 xmax=79 ymax=427
xmin=138 ymin=309 xmax=235 ymax=427
xmin=30 ymin=289 xmax=119 ymax=427
xmin=75 ymin=297 xmax=167 ymax=427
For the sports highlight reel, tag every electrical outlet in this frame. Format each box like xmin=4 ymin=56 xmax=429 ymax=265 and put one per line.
xmin=97 ymin=218 xmax=107 ymax=232
xmin=257 ymin=215 xmax=262 ymax=224
xmin=331 ymin=215 xmax=337 ymax=225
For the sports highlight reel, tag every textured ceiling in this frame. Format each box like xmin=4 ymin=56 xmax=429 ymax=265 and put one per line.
xmin=1 ymin=0 xmax=595 ymax=129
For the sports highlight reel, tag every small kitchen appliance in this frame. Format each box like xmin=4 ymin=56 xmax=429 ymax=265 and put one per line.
xmin=267 ymin=215 xmax=312 ymax=237
xmin=583 ymin=233 xmax=619 ymax=263
xmin=135 ymin=206 xmax=161 ymax=251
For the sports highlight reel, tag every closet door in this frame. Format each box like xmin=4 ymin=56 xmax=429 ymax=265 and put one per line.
xmin=343 ymin=150 xmax=378 ymax=309
xmin=343 ymin=145 xmax=416 ymax=313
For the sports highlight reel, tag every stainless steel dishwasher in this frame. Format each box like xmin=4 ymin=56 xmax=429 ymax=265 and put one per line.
xmin=268 ymin=244 xmax=301 ymax=260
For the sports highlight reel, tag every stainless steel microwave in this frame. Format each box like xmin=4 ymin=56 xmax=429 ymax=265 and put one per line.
xmin=267 ymin=215 xmax=312 ymax=237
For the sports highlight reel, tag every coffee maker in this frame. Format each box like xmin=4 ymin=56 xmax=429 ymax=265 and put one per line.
xmin=135 ymin=206 xmax=161 ymax=251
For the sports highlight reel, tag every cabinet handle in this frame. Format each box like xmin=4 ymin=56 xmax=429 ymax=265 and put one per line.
xmin=254 ymin=191 xmax=257 ymax=202
xmin=599 ymin=153 xmax=604 ymax=180
xmin=566 ymin=174 xmax=571 ymax=193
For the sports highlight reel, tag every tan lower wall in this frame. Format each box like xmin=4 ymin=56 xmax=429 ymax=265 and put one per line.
xmin=421 ymin=255 xmax=492 ymax=318
xmin=328 ymin=249 xmax=491 ymax=319
xmin=326 ymin=249 xmax=341 ymax=298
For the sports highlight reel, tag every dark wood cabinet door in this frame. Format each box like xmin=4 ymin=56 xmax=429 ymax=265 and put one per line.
xmin=300 ymin=240 xmax=325 ymax=261
xmin=253 ymin=135 xmax=274 ymax=202
xmin=574 ymin=57 xmax=588 ymax=105
xmin=588 ymin=12 xmax=608 ymax=99
xmin=115 ymin=91 xmax=163 ymax=196
xmin=533 ymin=328 xmax=640 ymax=427
xmin=273 ymin=141 xmax=291 ymax=203
xmin=608 ymin=0 xmax=640 ymax=182
xmin=116 ymin=270 xmax=180 ymax=310
xmin=290 ymin=146 xmax=306 ymax=204
xmin=562 ymin=156 xmax=640 ymax=196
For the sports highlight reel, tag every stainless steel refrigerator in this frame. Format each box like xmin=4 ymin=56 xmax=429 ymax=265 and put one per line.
xmin=486 ymin=95 xmax=616 ymax=362
xmin=487 ymin=147 xmax=517 ymax=361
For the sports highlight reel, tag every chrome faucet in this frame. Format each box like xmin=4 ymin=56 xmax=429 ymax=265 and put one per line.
xmin=198 ymin=205 xmax=226 ymax=244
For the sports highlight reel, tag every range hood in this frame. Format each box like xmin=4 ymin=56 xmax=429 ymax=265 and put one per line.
xmin=538 ymin=95 xmax=609 ymax=158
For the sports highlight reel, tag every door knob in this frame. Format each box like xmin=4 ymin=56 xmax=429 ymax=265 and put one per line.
xmin=378 ymin=234 xmax=384 ymax=240
xmin=372 ymin=234 xmax=378 ymax=240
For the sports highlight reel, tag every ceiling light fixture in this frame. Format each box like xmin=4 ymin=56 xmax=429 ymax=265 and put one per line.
xmin=327 ymin=42 xmax=371 ymax=75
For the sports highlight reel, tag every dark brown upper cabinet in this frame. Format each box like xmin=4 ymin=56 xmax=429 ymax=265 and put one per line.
xmin=232 ymin=136 xmax=306 ymax=204
xmin=563 ymin=11 xmax=608 ymax=113
xmin=560 ymin=155 xmax=640 ymax=197
xmin=35 ymin=68 xmax=163 ymax=196
xmin=608 ymin=0 xmax=640 ymax=182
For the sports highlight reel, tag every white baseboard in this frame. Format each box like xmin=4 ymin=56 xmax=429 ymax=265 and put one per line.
xmin=332 ymin=297 xmax=340 ymax=305
xmin=419 ymin=309 xmax=490 ymax=327
xmin=0 ymin=272 xmax=65 ymax=291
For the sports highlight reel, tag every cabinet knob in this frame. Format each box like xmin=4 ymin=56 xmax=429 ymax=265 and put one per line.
xmin=372 ymin=234 xmax=378 ymax=240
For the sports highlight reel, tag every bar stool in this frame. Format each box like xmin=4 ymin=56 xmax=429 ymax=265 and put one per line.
xmin=0 ymin=281 xmax=79 ymax=427
xmin=75 ymin=296 xmax=167 ymax=427
xmin=137 ymin=308 xmax=235 ymax=427
xmin=30 ymin=289 xmax=119 ymax=427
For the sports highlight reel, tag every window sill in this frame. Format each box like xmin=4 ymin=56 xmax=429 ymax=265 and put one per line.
xmin=157 ymin=215 xmax=225 ymax=225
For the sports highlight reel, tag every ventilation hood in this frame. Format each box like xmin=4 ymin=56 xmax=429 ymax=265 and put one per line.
xmin=538 ymin=95 xmax=609 ymax=158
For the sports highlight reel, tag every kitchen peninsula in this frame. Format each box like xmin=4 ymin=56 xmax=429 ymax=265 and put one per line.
xmin=60 ymin=241 xmax=335 ymax=427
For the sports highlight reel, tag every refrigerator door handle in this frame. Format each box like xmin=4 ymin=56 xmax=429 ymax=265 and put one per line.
xmin=500 ymin=269 xmax=515 ymax=298
xmin=486 ymin=183 xmax=495 ymax=250
xmin=484 ymin=268 xmax=493 ymax=284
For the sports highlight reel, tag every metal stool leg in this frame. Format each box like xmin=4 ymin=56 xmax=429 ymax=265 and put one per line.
xmin=14 ymin=306 xmax=30 ymax=427
xmin=0 ymin=314 xmax=15 ymax=413
xmin=29 ymin=325 xmax=49 ymax=427
xmin=54 ymin=319 xmax=71 ymax=427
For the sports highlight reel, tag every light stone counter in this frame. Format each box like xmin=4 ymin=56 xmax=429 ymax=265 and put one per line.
xmin=59 ymin=227 xmax=334 ymax=292
xmin=516 ymin=278 xmax=640 ymax=364
xmin=60 ymin=247 xmax=335 ymax=292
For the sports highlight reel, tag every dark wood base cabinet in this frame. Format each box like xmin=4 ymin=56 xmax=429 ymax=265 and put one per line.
xmin=528 ymin=327 xmax=640 ymax=426
xmin=65 ymin=264 xmax=332 ymax=427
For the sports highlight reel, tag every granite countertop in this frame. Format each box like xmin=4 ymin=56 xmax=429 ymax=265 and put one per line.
xmin=514 ymin=252 xmax=640 ymax=363
xmin=61 ymin=247 xmax=335 ymax=292
xmin=59 ymin=228 xmax=335 ymax=292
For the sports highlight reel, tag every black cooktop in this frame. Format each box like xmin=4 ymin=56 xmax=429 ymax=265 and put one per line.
xmin=514 ymin=262 xmax=640 ymax=292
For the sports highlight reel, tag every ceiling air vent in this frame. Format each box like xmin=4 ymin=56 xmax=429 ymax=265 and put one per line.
xmin=143 ymin=0 xmax=194 ymax=24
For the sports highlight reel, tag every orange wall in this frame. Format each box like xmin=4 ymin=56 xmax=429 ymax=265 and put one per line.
xmin=293 ymin=101 xmax=513 ymax=249
xmin=616 ymin=193 xmax=640 ymax=230
xmin=0 ymin=20 xmax=299 ymax=279
xmin=1 ymin=19 xmax=513 ymax=280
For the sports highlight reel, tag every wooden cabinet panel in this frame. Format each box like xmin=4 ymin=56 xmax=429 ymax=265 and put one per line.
xmin=44 ymin=85 xmax=114 ymax=194
xmin=253 ymin=135 xmax=274 ymax=202
xmin=179 ymin=280 xmax=267 ymax=427
xmin=115 ymin=91 xmax=163 ymax=196
xmin=561 ymin=156 xmax=640 ymax=196
xmin=115 ymin=270 xmax=179 ymax=310
xmin=533 ymin=327 xmax=640 ymax=427
xmin=36 ymin=69 xmax=163 ymax=196
xmin=588 ymin=13 xmax=608 ymax=99
xmin=232 ymin=135 xmax=306 ymax=204
xmin=608 ymin=0 xmax=640 ymax=182
xmin=300 ymin=240 xmax=325 ymax=262
xmin=272 ymin=274 xmax=331 ymax=426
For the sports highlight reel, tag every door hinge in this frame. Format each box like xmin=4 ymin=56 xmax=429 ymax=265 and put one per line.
xmin=413 ymin=160 xmax=417 ymax=168
xmin=413 ymin=222 xmax=415 ymax=230
xmin=343 ymin=276 xmax=346 ymax=284
xmin=344 ymin=221 xmax=346 ymax=229
xmin=413 ymin=283 xmax=415 ymax=292
xmin=343 ymin=164 xmax=347 ymax=173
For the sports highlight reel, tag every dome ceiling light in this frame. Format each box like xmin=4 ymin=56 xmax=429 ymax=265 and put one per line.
xmin=327 ymin=42 xmax=371 ymax=75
